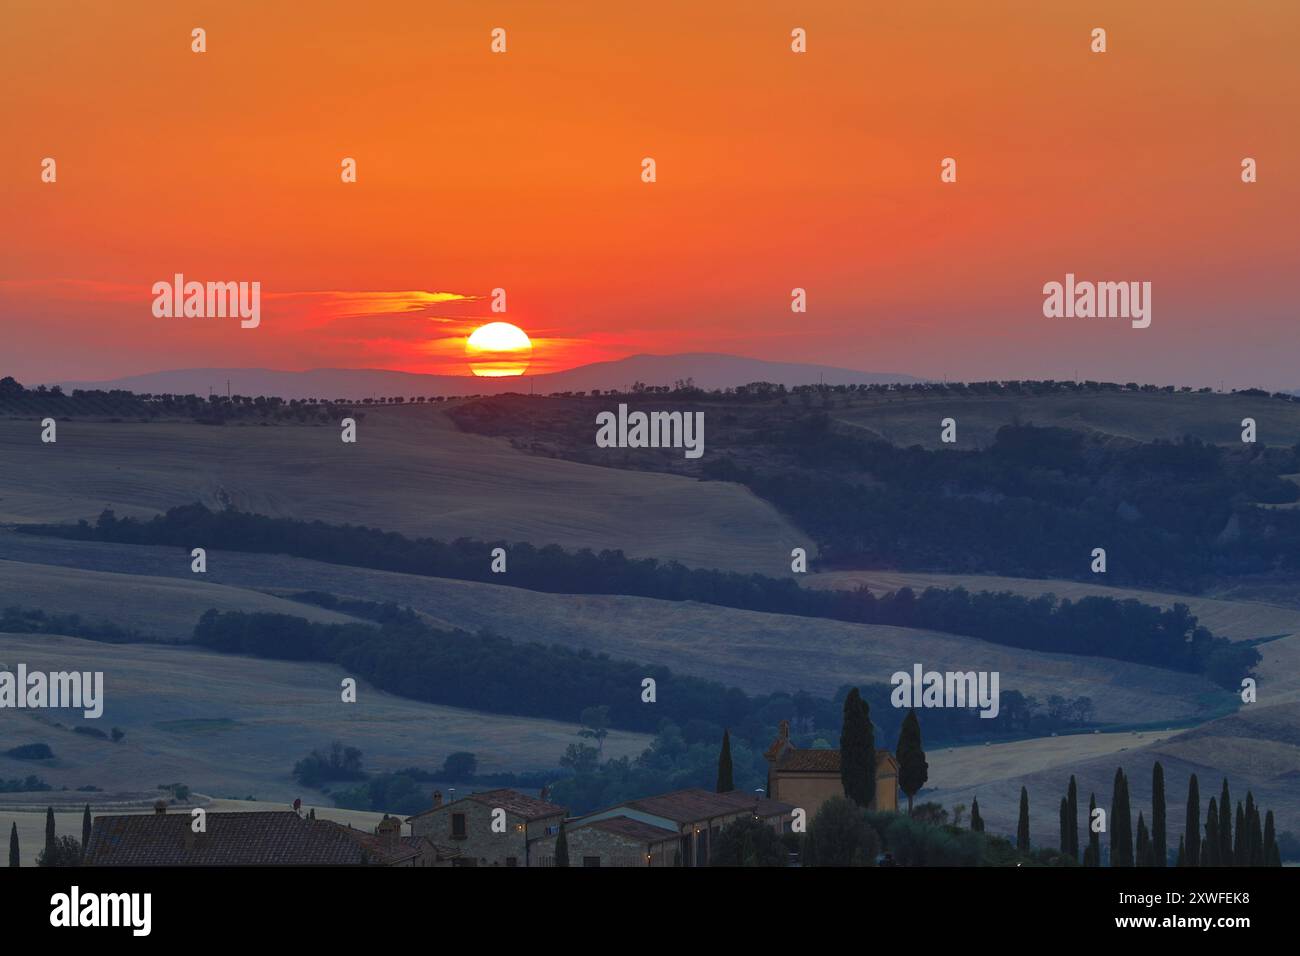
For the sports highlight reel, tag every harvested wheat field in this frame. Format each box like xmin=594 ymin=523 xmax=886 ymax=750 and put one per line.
xmin=0 ymin=406 xmax=804 ymax=574
xmin=0 ymin=633 xmax=651 ymax=802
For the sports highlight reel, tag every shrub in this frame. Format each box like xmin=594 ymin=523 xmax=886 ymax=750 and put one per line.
xmin=803 ymin=797 xmax=881 ymax=866
xmin=4 ymin=743 xmax=54 ymax=760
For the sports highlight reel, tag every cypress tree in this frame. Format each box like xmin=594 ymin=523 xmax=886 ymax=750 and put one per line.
xmin=554 ymin=822 xmax=569 ymax=867
xmin=82 ymin=804 xmax=92 ymax=861
xmin=1016 ymin=786 xmax=1030 ymax=852
xmin=1136 ymin=813 xmax=1151 ymax=867
xmin=1203 ymin=798 xmax=1219 ymax=867
xmin=1264 ymin=811 xmax=1280 ymax=867
xmin=1086 ymin=793 xmax=1100 ymax=867
xmin=1233 ymin=802 xmax=1245 ymax=866
xmin=970 ymin=797 xmax=984 ymax=832
xmin=1110 ymin=768 xmax=1133 ymax=867
xmin=716 ymin=729 xmax=734 ymax=793
xmin=895 ymin=709 xmax=928 ymax=816
xmin=1151 ymin=762 xmax=1166 ymax=867
xmin=1218 ymin=779 xmax=1232 ymax=864
xmin=8 ymin=822 xmax=17 ymax=867
xmin=1185 ymin=773 xmax=1200 ymax=867
xmin=42 ymin=806 xmax=55 ymax=867
xmin=1175 ymin=835 xmax=1185 ymax=868
xmin=839 ymin=688 xmax=875 ymax=808
xmin=1246 ymin=793 xmax=1262 ymax=866
xmin=1059 ymin=797 xmax=1069 ymax=855
xmin=1067 ymin=775 xmax=1079 ymax=862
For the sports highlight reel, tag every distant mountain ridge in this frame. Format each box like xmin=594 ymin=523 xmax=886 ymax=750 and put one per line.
xmin=56 ymin=353 xmax=920 ymax=400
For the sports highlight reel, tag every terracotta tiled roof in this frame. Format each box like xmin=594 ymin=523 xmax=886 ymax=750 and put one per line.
xmin=775 ymin=749 xmax=897 ymax=773
xmin=585 ymin=816 xmax=679 ymax=845
xmin=84 ymin=811 xmax=371 ymax=866
xmin=466 ymin=788 xmax=566 ymax=821
xmin=406 ymin=787 xmax=565 ymax=822
xmin=324 ymin=823 xmax=431 ymax=865
xmin=622 ymin=788 xmax=794 ymax=825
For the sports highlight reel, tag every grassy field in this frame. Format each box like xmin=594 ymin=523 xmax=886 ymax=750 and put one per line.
xmin=0 ymin=535 xmax=1231 ymax=727
xmin=0 ymin=405 xmax=805 ymax=574
xmin=0 ymin=633 xmax=651 ymax=805
xmin=807 ymin=569 xmax=1300 ymax=643
xmin=0 ymin=558 xmax=362 ymax=640
xmin=828 ymin=389 xmax=1300 ymax=449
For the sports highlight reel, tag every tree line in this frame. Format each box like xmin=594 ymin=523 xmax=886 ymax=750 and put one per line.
xmin=705 ymin=417 xmax=1300 ymax=592
xmin=1011 ymin=764 xmax=1285 ymax=867
xmin=26 ymin=503 xmax=1258 ymax=686
xmin=192 ymin=602 xmax=1093 ymax=749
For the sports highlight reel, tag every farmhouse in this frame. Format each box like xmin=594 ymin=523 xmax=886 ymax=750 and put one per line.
xmin=566 ymin=787 xmax=795 ymax=866
xmin=764 ymin=720 xmax=899 ymax=819
xmin=406 ymin=788 xmax=565 ymax=867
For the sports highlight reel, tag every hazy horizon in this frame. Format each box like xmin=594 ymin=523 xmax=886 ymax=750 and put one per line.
xmin=4 ymin=1 xmax=1298 ymax=391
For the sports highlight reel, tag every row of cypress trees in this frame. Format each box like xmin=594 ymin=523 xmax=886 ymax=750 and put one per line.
xmin=1029 ymin=764 xmax=1283 ymax=866
xmin=6 ymin=804 xmax=92 ymax=867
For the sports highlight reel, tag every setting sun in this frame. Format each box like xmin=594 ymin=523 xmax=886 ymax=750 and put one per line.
xmin=465 ymin=321 xmax=533 ymax=377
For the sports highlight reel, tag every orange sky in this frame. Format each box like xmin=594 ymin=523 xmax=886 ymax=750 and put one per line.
xmin=2 ymin=1 xmax=1297 ymax=387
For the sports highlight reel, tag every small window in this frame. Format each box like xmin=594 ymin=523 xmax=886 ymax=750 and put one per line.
xmin=583 ymin=856 xmax=601 ymax=868
xmin=452 ymin=813 xmax=467 ymax=839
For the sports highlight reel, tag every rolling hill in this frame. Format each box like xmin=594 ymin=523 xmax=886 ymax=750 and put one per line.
xmin=0 ymin=632 xmax=651 ymax=799
xmin=0 ymin=405 xmax=805 ymax=575
xmin=0 ymin=535 xmax=1234 ymax=727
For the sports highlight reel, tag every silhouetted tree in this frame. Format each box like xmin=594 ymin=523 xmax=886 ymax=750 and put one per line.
xmin=1234 ymin=802 xmax=1245 ymax=866
xmin=1136 ymin=813 xmax=1153 ymax=867
xmin=8 ymin=822 xmax=17 ymax=867
xmin=895 ymin=709 xmax=928 ymax=815
xmin=1203 ymin=798 xmax=1220 ymax=867
xmin=1016 ymin=787 xmax=1030 ymax=852
xmin=1084 ymin=793 xmax=1100 ymax=867
xmin=716 ymin=729 xmax=734 ymax=793
xmin=1152 ymin=762 xmax=1166 ymax=866
xmin=970 ymin=797 xmax=984 ymax=832
xmin=1185 ymin=773 xmax=1201 ymax=866
xmin=1110 ymin=769 xmax=1133 ymax=867
xmin=41 ymin=807 xmax=55 ymax=867
xmin=81 ymin=804 xmax=91 ymax=861
xmin=1058 ymin=797 xmax=1069 ymax=853
xmin=1246 ymin=792 xmax=1262 ymax=866
xmin=1264 ymin=811 xmax=1280 ymax=867
xmin=840 ymin=688 xmax=875 ymax=808
xmin=1067 ymin=775 xmax=1079 ymax=862
xmin=1218 ymin=779 xmax=1232 ymax=863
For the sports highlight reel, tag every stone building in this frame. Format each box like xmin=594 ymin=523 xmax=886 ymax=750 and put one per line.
xmin=764 ymin=720 xmax=899 ymax=819
xmin=406 ymin=788 xmax=565 ymax=867
xmin=567 ymin=787 xmax=795 ymax=867
xmin=565 ymin=816 xmax=681 ymax=867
